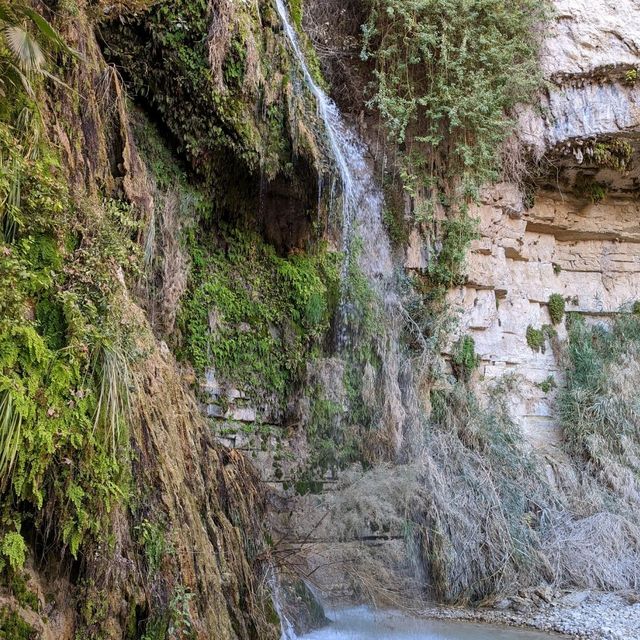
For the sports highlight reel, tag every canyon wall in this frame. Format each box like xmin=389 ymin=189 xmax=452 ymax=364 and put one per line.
xmin=444 ymin=0 xmax=640 ymax=448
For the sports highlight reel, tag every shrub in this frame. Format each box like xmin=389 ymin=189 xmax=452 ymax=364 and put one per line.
xmin=451 ymin=335 xmax=479 ymax=382
xmin=560 ymin=314 xmax=640 ymax=462
xmin=548 ymin=293 xmax=566 ymax=325
xmin=361 ymin=0 xmax=550 ymax=192
xmin=526 ymin=324 xmax=556 ymax=353
xmin=537 ymin=375 xmax=557 ymax=394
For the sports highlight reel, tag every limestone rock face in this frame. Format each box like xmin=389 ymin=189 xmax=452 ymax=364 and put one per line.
xmin=450 ymin=0 xmax=640 ymax=448
xmin=541 ymin=0 xmax=640 ymax=76
xmin=520 ymin=0 xmax=640 ymax=190
xmin=451 ymin=190 xmax=640 ymax=447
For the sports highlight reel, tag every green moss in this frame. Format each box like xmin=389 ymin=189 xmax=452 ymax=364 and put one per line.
xmin=451 ymin=335 xmax=479 ymax=382
xmin=100 ymin=0 xmax=296 ymax=192
xmin=223 ymin=32 xmax=248 ymax=88
xmin=633 ymin=301 xmax=640 ymax=315
xmin=0 ymin=607 xmax=35 ymax=640
xmin=382 ymin=207 xmax=408 ymax=247
xmin=7 ymin=572 xmax=38 ymax=612
xmin=548 ymin=293 xmax=565 ymax=325
xmin=592 ymin=139 xmax=633 ymax=172
xmin=179 ymin=226 xmax=339 ymax=402
xmin=289 ymin=0 xmax=303 ymax=29
xmin=135 ymin=519 xmax=171 ymax=576
xmin=574 ymin=174 xmax=607 ymax=203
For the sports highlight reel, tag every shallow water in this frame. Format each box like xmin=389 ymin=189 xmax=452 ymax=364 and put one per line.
xmin=297 ymin=607 xmax=562 ymax=640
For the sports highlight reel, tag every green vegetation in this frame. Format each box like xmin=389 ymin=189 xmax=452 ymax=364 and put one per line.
xmin=560 ymin=314 xmax=640 ymax=462
xmin=382 ymin=206 xmax=408 ymax=247
xmin=362 ymin=0 xmax=549 ymax=191
xmin=100 ymin=0 xmax=298 ymax=193
xmin=592 ymin=139 xmax=633 ymax=172
xmin=575 ymin=174 xmax=607 ymax=203
xmin=0 ymin=1 xmax=77 ymax=98
xmin=361 ymin=0 xmax=547 ymax=292
xmin=289 ymin=0 xmax=303 ymax=29
xmin=136 ymin=519 xmax=171 ymax=576
xmin=526 ymin=324 xmax=556 ymax=353
xmin=625 ymin=68 xmax=637 ymax=84
xmin=180 ymin=226 xmax=340 ymax=401
xmin=141 ymin=587 xmax=195 ymax=640
xmin=548 ymin=293 xmax=566 ymax=325
xmin=0 ymin=607 xmax=35 ymax=640
xmin=426 ymin=213 xmax=478 ymax=292
xmin=0 ymin=114 xmax=136 ymax=563
xmin=451 ymin=335 xmax=479 ymax=382
xmin=537 ymin=375 xmax=557 ymax=394
xmin=4 ymin=570 xmax=38 ymax=611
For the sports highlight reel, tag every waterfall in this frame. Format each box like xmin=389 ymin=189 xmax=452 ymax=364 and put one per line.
xmin=272 ymin=5 xmax=427 ymax=635
xmin=274 ymin=0 xmax=416 ymax=456
xmin=274 ymin=0 xmax=395 ymax=348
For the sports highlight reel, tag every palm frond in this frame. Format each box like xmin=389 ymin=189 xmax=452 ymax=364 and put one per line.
xmin=4 ymin=25 xmax=45 ymax=73
xmin=20 ymin=6 xmax=81 ymax=60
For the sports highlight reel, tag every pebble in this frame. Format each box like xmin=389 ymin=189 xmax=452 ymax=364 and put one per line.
xmin=418 ymin=590 xmax=640 ymax=640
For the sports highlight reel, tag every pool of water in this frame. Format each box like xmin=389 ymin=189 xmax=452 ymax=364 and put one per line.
xmin=296 ymin=606 xmax=563 ymax=640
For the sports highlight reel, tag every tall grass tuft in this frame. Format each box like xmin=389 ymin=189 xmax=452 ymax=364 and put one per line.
xmin=0 ymin=390 xmax=22 ymax=483
xmin=93 ymin=344 xmax=132 ymax=458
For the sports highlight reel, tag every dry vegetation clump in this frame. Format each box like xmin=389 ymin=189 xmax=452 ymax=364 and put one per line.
xmin=293 ymin=326 xmax=640 ymax=606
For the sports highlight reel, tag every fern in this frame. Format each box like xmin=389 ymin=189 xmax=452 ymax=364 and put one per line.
xmin=1 ymin=531 xmax=26 ymax=571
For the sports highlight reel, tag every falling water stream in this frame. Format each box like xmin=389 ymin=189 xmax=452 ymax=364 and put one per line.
xmin=273 ymin=2 xmax=565 ymax=639
xmin=274 ymin=0 xmax=394 ymax=348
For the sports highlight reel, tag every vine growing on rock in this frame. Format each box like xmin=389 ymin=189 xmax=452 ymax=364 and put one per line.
xmin=362 ymin=0 xmax=549 ymax=191
xmin=361 ymin=0 xmax=550 ymax=288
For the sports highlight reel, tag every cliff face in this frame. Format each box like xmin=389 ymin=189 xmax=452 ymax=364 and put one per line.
xmin=446 ymin=0 xmax=640 ymax=448
xmin=3 ymin=1 xmax=640 ymax=637
xmin=0 ymin=3 xmax=286 ymax=638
